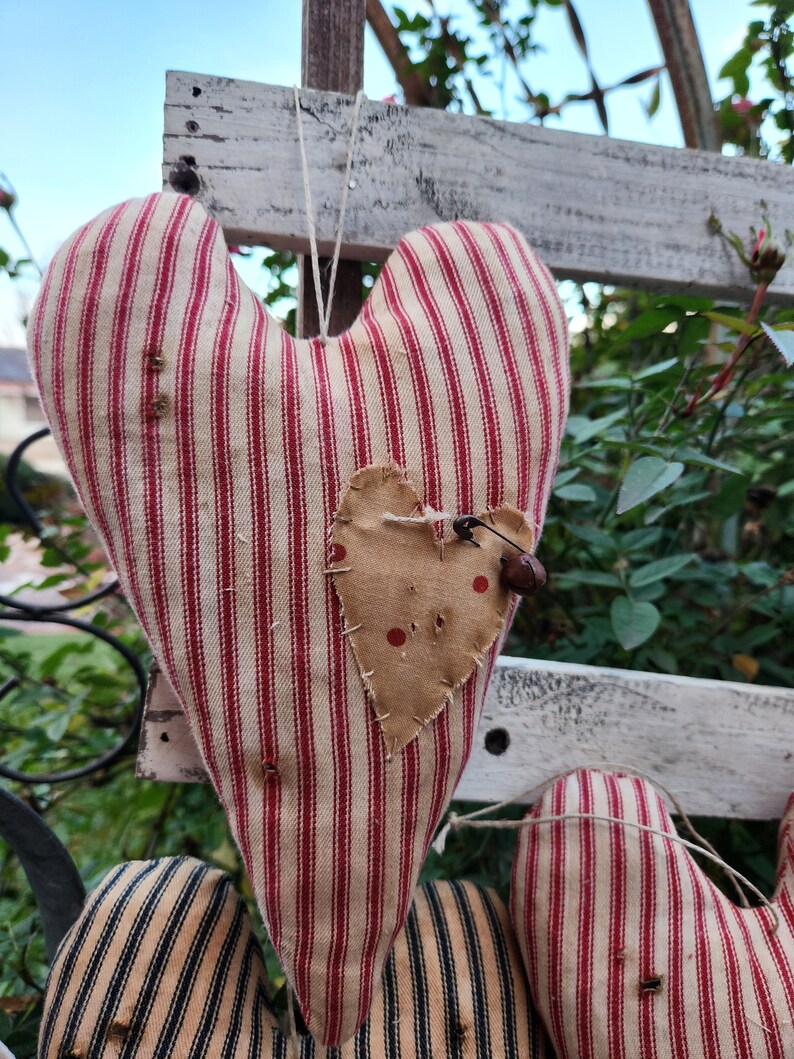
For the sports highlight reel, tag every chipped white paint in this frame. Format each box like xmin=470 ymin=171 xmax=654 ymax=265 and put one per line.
xmin=139 ymin=658 xmax=794 ymax=818
xmin=164 ymin=72 xmax=794 ymax=303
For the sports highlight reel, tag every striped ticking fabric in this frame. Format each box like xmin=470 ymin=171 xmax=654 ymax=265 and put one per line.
xmin=39 ymin=856 xmax=553 ymax=1059
xmin=28 ymin=192 xmax=569 ymax=1046
xmin=511 ymin=769 xmax=794 ymax=1059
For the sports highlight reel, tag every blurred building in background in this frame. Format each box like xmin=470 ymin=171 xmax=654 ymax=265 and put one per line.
xmin=0 ymin=346 xmax=63 ymax=475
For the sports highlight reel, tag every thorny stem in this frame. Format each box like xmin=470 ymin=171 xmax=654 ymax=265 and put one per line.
xmin=6 ymin=211 xmax=42 ymax=278
xmin=713 ymin=573 xmax=793 ymax=637
xmin=0 ymin=172 xmax=42 ymax=277
xmin=683 ymin=279 xmax=769 ymax=417
xmin=657 ymin=350 xmax=699 ymax=433
xmin=427 ymin=0 xmax=489 ymax=115
xmin=704 ymin=360 xmax=755 ymax=456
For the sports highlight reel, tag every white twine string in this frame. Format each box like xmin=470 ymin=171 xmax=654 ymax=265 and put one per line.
xmin=293 ymin=86 xmax=366 ymax=342
xmin=434 ymin=762 xmax=779 ymax=934
xmin=383 ymin=507 xmax=453 ymax=525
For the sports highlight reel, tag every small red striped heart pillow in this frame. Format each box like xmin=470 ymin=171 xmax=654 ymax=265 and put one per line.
xmin=29 ymin=192 xmax=569 ymax=1046
xmin=511 ymin=769 xmax=794 ymax=1059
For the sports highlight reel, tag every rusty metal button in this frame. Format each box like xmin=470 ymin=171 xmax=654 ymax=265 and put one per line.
xmin=500 ymin=553 xmax=547 ymax=596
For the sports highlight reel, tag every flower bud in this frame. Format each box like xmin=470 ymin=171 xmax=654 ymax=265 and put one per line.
xmin=750 ymin=228 xmax=786 ymax=283
xmin=0 ymin=188 xmax=15 ymax=212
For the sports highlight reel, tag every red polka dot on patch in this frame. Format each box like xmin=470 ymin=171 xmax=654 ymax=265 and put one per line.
xmin=330 ymin=542 xmax=346 ymax=563
xmin=473 ymin=576 xmax=489 ymax=593
xmin=386 ymin=627 xmax=407 ymax=647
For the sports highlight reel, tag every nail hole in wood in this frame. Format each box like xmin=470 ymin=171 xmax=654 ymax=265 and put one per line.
xmin=192 ymin=86 xmax=202 ymax=97
xmin=168 ymin=161 xmax=200 ymax=196
xmin=160 ymin=732 xmax=169 ymax=743
xmin=186 ymin=120 xmax=200 ymax=133
xmin=484 ymin=727 xmax=510 ymax=755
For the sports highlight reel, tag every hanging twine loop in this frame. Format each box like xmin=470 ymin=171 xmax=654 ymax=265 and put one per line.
xmin=293 ymin=86 xmax=366 ymax=342
xmin=434 ymin=762 xmax=780 ymax=935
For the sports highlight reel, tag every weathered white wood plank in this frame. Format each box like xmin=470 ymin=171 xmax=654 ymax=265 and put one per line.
xmin=138 ymin=657 xmax=794 ymax=818
xmin=163 ymin=71 xmax=794 ymax=303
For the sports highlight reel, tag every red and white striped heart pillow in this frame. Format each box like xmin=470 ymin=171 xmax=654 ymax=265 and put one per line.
xmin=29 ymin=192 xmax=569 ymax=1046
xmin=511 ymin=769 xmax=794 ymax=1059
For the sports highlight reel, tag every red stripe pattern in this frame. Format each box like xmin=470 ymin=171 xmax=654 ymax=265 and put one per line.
xmin=29 ymin=192 xmax=569 ymax=1046
xmin=511 ymin=769 xmax=794 ymax=1059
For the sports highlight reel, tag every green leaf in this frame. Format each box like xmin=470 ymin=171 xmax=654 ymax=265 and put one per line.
xmin=622 ymin=527 xmax=663 ymax=550
xmin=553 ymin=467 xmax=581 ymax=487
xmin=36 ymin=573 xmax=72 ymax=590
xmin=564 ymin=0 xmax=590 ymax=59
xmin=677 ymin=314 xmax=711 ymax=356
xmin=633 ymin=356 xmax=679 ymax=380
xmin=702 ymin=311 xmax=758 ymax=337
xmin=761 ymin=323 xmax=794 ymax=366
xmin=44 ymin=711 xmax=70 ymax=742
xmin=610 ymin=596 xmax=661 ymax=650
xmin=557 ymin=571 xmax=623 ymax=588
xmin=675 ymin=448 xmax=742 ymax=474
xmin=631 ymin=581 xmax=666 ymax=602
xmin=578 ymin=376 xmax=633 ymax=389
xmin=617 ymin=457 xmax=685 ymax=514
xmin=566 ymin=523 xmax=616 ymax=551
xmin=712 ymin=475 xmax=749 ymax=519
xmin=555 ymin=483 xmax=597 ymax=502
xmin=644 ymin=490 xmax=712 ymax=524
xmin=629 ymin=553 xmax=696 ymax=588
xmin=645 ymin=76 xmax=661 ymax=118
xmin=718 ymin=46 xmax=752 ymax=95
xmin=566 ymin=408 xmax=625 ymax=443
xmin=740 ymin=561 xmax=779 ymax=587
xmin=611 ymin=307 xmax=681 ymax=346
xmin=600 ymin=438 xmax=666 ymax=457
xmin=657 ymin=295 xmax=715 ymax=312
xmin=648 ymin=646 xmax=678 ymax=674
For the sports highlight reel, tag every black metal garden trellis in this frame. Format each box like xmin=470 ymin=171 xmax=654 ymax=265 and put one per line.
xmin=0 ymin=426 xmax=146 ymax=785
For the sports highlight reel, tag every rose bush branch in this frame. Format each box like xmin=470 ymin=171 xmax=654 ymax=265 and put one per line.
xmin=681 ymin=221 xmax=787 ymax=417
xmin=0 ymin=173 xmax=42 ymax=279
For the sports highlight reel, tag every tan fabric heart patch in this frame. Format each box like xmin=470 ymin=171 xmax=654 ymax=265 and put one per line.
xmin=332 ymin=465 xmax=534 ymax=754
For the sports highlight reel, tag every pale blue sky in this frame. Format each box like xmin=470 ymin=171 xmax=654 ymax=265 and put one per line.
xmin=0 ymin=0 xmax=756 ymax=344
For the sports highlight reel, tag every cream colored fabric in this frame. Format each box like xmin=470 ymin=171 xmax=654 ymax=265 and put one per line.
xmin=39 ymin=857 xmax=553 ymax=1058
xmin=512 ymin=769 xmax=794 ymax=1059
xmin=29 ymin=193 xmax=570 ymax=1045
xmin=333 ymin=464 xmax=534 ymax=753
